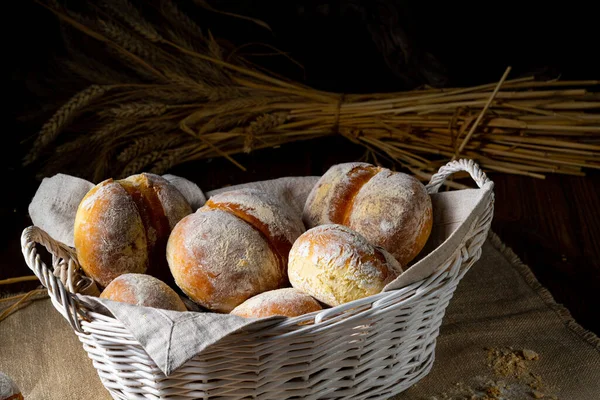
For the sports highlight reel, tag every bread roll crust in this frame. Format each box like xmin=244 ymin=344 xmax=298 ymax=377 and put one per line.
xmin=303 ymin=163 xmax=432 ymax=265
xmin=205 ymin=188 xmax=305 ymax=278
xmin=303 ymin=162 xmax=379 ymax=228
xmin=74 ymin=179 xmax=148 ymax=287
xmin=74 ymin=173 xmax=192 ymax=288
xmin=348 ymin=170 xmax=433 ymax=265
xmin=119 ymin=173 xmax=192 ymax=283
xmin=117 ymin=175 xmax=170 ymax=256
xmin=230 ymin=288 xmax=322 ymax=318
xmin=100 ymin=273 xmax=187 ymax=311
xmin=288 ymin=224 xmax=402 ymax=307
xmin=146 ymin=173 xmax=194 ymax=230
xmin=167 ymin=209 xmax=283 ymax=313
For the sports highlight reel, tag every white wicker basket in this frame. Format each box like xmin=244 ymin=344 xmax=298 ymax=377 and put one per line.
xmin=21 ymin=159 xmax=494 ymax=400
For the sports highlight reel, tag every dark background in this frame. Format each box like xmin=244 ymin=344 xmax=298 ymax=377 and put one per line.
xmin=4 ymin=1 xmax=599 ymax=334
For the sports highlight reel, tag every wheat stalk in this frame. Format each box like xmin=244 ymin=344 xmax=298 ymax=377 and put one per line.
xmin=64 ymin=56 xmax=133 ymax=85
xmin=161 ymin=0 xmax=205 ymax=50
xmin=117 ymin=132 xmax=184 ymax=163
xmin=245 ymin=112 xmax=288 ymax=152
xmin=107 ymin=102 xmax=168 ymax=118
xmin=99 ymin=19 xmax=158 ymax=61
xmin=149 ymin=146 xmax=195 ymax=174
xmin=25 ymin=84 xmax=111 ymax=165
xmin=101 ymin=0 xmax=163 ymax=43
xmin=121 ymin=151 xmax=162 ymax=177
xmin=28 ymin=0 xmax=600 ymax=181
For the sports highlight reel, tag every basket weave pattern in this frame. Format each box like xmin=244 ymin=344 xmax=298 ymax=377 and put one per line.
xmin=21 ymin=159 xmax=494 ymax=400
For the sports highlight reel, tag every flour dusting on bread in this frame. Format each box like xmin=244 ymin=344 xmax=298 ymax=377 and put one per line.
xmin=230 ymin=288 xmax=322 ymax=318
xmin=74 ymin=180 xmax=148 ymax=287
xmin=303 ymin=162 xmax=379 ymax=228
xmin=349 ymin=170 xmax=432 ymax=265
xmin=101 ymin=273 xmax=187 ymax=311
xmin=167 ymin=209 xmax=282 ymax=312
xmin=207 ymin=188 xmax=304 ymax=252
xmin=288 ymin=224 xmax=401 ymax=306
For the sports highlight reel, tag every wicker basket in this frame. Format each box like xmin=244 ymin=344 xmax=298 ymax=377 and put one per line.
xmin=21 ymin=159 xmax=494 ymax=400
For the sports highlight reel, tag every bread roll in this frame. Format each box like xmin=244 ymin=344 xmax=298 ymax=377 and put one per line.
xmin=74 ymin=173 xmax=192 ymax=287
xmin=167 ymin=188 xmax=305 ymax=313
xmin=288 ymin=224 xmax=402 ymax=307
xmin=230 ymin=288 xmax=322 ymax=318
xmin=303 ymin=162 xmax=432 ymax=265
xmin=204 ymin=189 xmax=305 ymax=277
xmin=100 ymin=273 xmax=187 ymax=311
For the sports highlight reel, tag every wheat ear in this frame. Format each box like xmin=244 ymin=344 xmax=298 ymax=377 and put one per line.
xmin=24 ymin=85 xmax=111 ymax=165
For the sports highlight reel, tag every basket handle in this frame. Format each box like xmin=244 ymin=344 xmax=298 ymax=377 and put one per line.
xmin=425 ymin=159 xmax=492 ymax=194
xmin=20 ymin=226 xmax=97 ymax=333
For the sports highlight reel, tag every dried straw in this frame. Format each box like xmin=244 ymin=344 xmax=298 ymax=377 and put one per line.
xmin=0 ymin=275 xmax=47 ymax=322
xmin=27 ymin=0 xmax=600 ymax=181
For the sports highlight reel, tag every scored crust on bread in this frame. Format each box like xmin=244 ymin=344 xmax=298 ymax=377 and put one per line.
xmin=348 ymin=169 xmax=433 ymax=265
xmin=204 ymin=188 xmax=305 ymax=273
xmin=303 ymin=162 xmax=380 ymax=229
xmin=303 ymin=163 xmax=432 ymax=266
xmin=74 ymin=173 xmax=192 ymax=288
xmin=119 ymin=173 xmax=192 ymax=235
xmin=117 ymin=176 xmax=171 ymax=255
xmin=167 ymin=188 xmax=306 ymax=312
xmin=74 ymin=179 xmax=149 ymax=287
xmin=167 ymin=209 xmax=283 ymax=313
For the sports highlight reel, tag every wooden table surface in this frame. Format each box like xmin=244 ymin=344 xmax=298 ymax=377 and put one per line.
xmin=2 ymin=136 xmax=598 ymax=335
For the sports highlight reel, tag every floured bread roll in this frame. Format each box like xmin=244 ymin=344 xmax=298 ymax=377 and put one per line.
xmin=288 ymin=224 xmax=402 ymax=307
xmin=303 ymin=162 xmax=433 ymax=266
xmin=230 ymin=288 xmax=322 ymax=318
xmin=74 ymin=173 xmax=192 ymax=288
xmin=167 ymin=188 xmax=305 ymax=313
xmin=100 ymin=273 xmax=187 ymax=312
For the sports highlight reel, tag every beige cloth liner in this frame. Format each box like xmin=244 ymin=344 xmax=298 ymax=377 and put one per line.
xmin=27 ymin=174 xmax=94 ymax=248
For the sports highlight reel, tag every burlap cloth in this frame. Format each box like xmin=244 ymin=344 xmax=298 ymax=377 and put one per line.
xmin=1 ymin=232 xmax=598 ymax=399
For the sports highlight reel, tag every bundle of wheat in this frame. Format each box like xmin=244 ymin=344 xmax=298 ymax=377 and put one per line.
xmin=24 ymin=1 xmax=600 ymax=182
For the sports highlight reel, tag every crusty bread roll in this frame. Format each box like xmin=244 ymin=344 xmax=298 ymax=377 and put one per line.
xmin=100 ymin=273 xmax=187 ymax=311
xmin=288 ymin=224 xmax=402 ymax=307
xmin=303 ymin=162 xmax=432 ymax=266
xmin=203 ymin=189 xmax=305 ymax=277
xmin=167 ymin=188 xmax=305 ymax=313
xmin=74 ymin=173 xmax=192 ymax=287
xmin=230 ymin=288 xmax=322 ymax=318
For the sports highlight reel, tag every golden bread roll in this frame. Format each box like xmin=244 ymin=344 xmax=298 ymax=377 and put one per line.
xmin=303 ymin=162 xmax=432 ymax=265
xmin=74 ymin=173 xmax=192 ymax=287
xmin=167 ymin=188 xmax=305 ymax=313
xmin=230 ymin=288 xmax=322 ymax=318
xmin=203 ymin=188 xmax=305 ymax=279
xmin=288 ymin=224 xmax=402 ymax=307
xmin=100 ymin=273 xmax=187 ymax=311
